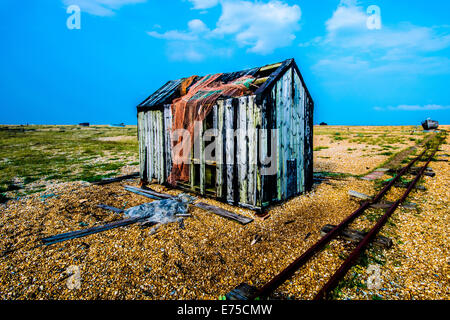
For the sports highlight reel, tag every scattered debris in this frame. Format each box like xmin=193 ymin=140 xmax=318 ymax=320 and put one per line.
xmin=65 ymin=265 xmax=81 ymax=290
xmin=178 ymin=218 xmax=185 ymax=230
xmin=224 ymin=283 xmax=258 ymax=300
xmin=348 ymin=190 xmax=372 ymax=201
xmin=149 ymin=225 xmax=160 ymax=235
xmin=124 ymin=194 xmax=194 ymax=223
xmin=41 ymin=194 xmax=195 ymax=245
xmin=251 ymin=234 xmax=262 ymax=246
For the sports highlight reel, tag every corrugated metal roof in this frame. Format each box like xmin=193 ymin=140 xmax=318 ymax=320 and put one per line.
xmin=137 ymin=62 xmax=284 ymax=110
xmin=138 ymin=78 xmax=187 ymax=109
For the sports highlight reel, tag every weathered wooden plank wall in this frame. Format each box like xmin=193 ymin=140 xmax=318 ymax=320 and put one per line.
xmin=259 ymin=65 xmax=311 ymax=203
xmin=293 ymin=68 xmax=305 ymax=194
xmin=138 ymin=110 xmax=165 ymax=183
xmin=232 ymin=95 xmax=261 ymax=208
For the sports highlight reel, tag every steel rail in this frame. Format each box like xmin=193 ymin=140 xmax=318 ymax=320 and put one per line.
xmin=314 ymin=148 xmax=437 ymax=300
xmin=252 ymin=148 xmax=427 ymax=299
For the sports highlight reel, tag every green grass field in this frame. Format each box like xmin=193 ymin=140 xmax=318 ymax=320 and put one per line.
xmin=0 ymin=125 xmax=139 ymax=201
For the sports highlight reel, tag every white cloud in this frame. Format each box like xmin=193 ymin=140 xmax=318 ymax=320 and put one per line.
xmin=212 ymin=0 xmax=301 ymax=54
xmin=166 ymin=41 xmax=232 ymax=62
xmin=188 ymin=0 xmax=219 ymax=9
xmin=62 ymin=0 xmax=146 ymax=16
xmin=375 ymin=104 xmax=450 ymax=111
xmin=149 ymin=0 xmax=301 ymax=61
xmin=148 ymin=19 xmax=231 ymax=62
xmin=325 ymin=0 xmax=366 ymax=33
xmin=308 ymin=0 xmax=450 ymax=76
xmin=148 ymin=19 xmax=210 ymax=41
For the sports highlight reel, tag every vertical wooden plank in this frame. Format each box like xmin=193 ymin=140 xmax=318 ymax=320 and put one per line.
xmin=254 ymin=97 xmax=262 ymax=207
xmin=190 ymin=151 xmax=195 ymax=191
xmin=282 ymin=69 xmax=292 ymax=199
xmin=137 ymin=112 xmax=145 ymax=181
xmin=151 ymin=111 xmax=156 ymax=180
xmin=153 ymin=111 xmax=158 ymax=182
xmin=259 ymin=98 xmax=268 ymax=206
xmin=163 ymin=105 xmax=172 ymax=182
xmin=253 ymin=95 xmax=261 ymax=206
xmin=225 ymin=98 xmax=234 ymax=204
xmin=216 ymin=101 xmax=224 ymax=199
xmin=155 ymin=111 xmax=160 ymax=181
xmin=199 ymin=119 xmax=205 ymax=195
xmin=292 ymin=71 xmax=300 ymax=193
xmin=145 ymin=111 xmax=152 ymax=180
xmin=210 ymin=103 xmax=218 ymax=196
xmin=275 ymin=83 xmax=282 ymax=201
xmin=238 ymin=96 xmax=248 ymax=204
xmin=296 ymin=75 xmax=306 ymax=192
xmin=158 ymin=110 xmax=164 ymax=183
xmin=156 ymin=111 xmax=161 ymax=182
xmin=247 ymin=95 xmax=256 ymax=206
xmin=146 ymin=111 xmax=151 ymax=180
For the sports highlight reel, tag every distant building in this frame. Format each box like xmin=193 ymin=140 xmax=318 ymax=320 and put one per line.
xmin=319 ymin=122 xmax=328 ymax=126
xmin=136 ymin=58 xmax=314 ymax=211
xmin=79 ymin=122 xmax=90 ymax=127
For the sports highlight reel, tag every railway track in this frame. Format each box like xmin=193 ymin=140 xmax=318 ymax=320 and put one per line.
xmin=226 ymin=142 xmax=441 ymax=300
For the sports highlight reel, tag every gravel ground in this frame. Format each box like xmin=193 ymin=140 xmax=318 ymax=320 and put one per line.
xmin=0 ymin=127 xmax=447 ymax=300
xmin=337 ymin=131 xmax=449 ymax=300
xmin=314 ymin=126 xmax=428 ymax=175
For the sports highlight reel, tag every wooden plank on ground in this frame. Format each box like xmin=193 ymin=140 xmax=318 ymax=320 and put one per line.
xmin=41 ymin=217 xmax=144 ymax=246
xmin=124 ymin=185 xmax=173 ymax=199
xmin=91 ymin=172 xmax=139 ymax=185
xmin=320 ymin=224 xmax=392 ymax=249
xmin=97 ymin=204 xmax=124 ymax=214
xmin=195 ymin=202 xmax=253 ymax=225
xmin=124 ymin=186 xmax=162 ymax=200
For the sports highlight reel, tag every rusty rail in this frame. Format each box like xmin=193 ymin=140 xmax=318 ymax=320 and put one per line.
xmin=252 ymin=148 xmax=427 ymax=299
xmin=314 ymin=148 xmax=437 ymax=299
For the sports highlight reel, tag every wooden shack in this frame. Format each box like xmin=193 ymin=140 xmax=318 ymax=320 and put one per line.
xmin=137 ymin=58 xmax=314 ymax=212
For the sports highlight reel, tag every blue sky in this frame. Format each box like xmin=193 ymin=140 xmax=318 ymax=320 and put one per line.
xmin=1 ymin=0 xmax=449 ymax=125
